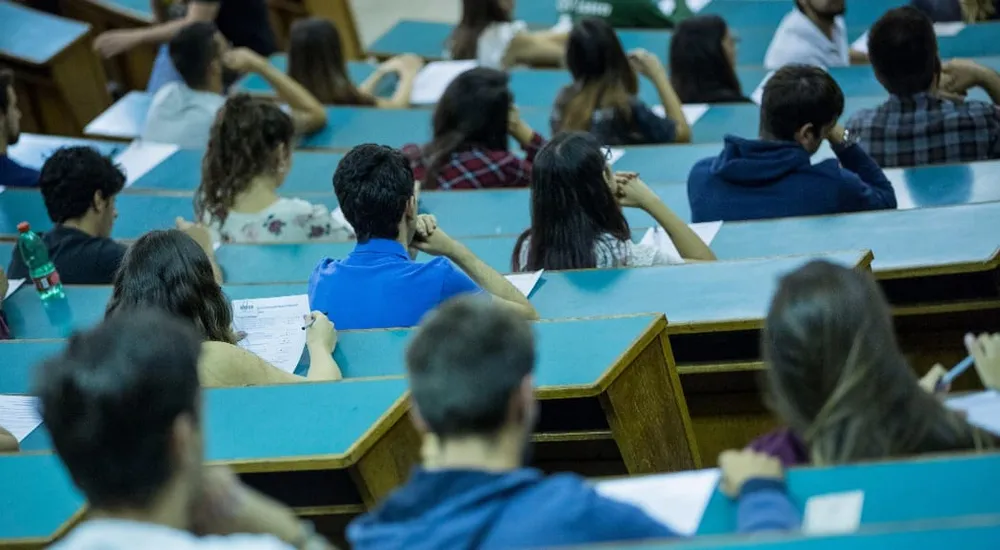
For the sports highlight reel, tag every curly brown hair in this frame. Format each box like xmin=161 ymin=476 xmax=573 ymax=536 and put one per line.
xmin=196 ymin=94 xmax=294 ymax=225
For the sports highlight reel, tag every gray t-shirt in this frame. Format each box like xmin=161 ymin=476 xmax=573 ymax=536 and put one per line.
xmin=51 ymin=519 xmax=292 ymax=550
xmin=141 ymin=82 xmax=226 ymax=148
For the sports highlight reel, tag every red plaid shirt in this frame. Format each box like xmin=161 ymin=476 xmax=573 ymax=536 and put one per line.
xmin=402 ymin=133 xmax=545 ymax=190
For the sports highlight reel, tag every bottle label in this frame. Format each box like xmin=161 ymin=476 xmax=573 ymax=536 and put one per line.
xmin=33 ymin=271 xmax=61 ymax=292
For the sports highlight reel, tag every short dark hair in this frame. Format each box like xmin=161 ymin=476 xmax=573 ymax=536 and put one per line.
xmin=868 ymin=7 xmax=939 ymax=96
xmin=40 ymin=147 xmax=125 ymax=223
xmin=170 ymin=21 xmax=220 ymax=89
xmin=332 ymin=143 xmax=415 ymax=242
xmin=406 ymin=297 xmax=535 ymax=438
xmin=0 ymin=68 xmax=12 ymax=115
xmin=760 ymin=64 xmax=845 ymax=141
xmin=35 ymin=310 xmax=202 ymax=508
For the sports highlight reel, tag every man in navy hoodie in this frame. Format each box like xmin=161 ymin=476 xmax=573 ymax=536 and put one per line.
xmin=348 ymin=297 xmax=800 ymax=550
xmin=687 ymin=64 xmax=897 ymax=223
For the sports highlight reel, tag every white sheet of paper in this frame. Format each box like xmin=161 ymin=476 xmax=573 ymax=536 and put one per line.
xmin=232 ymin=295 xmax=311 ymax=374
xmin=596 ymin=468 xmax=721 ymax=536
xmin=651 ymin=104 xmax=710 ymax=125
xmin=114 ymin=141 xmax=179 ymax=187
xmin=751 ymin=71 xmax=776 ymax=105
xmin=658 ymin=0 xmax=675 ymax=14
xmin=410 ymin=60 xmax=479 ymax=105
xmin=0 ymin=395 xmax=42 ymax=442
xmin=851 ymin=31 xmax=870 ymax=55
xmin=803 ymin=490 xmax=865 ymax=535
xmin=688 ymin=0 xmax=713 ymax=12
xmin=505 ymin=270 xmax=543 ymax=298
xmin=640 ymin=221 xmax=723 ymax=264
xmin=331 ymin=207 xmax=355 ymax=236
xmin=947 ymin=391 xmax=1000 ymax=436
xmin=4 ymin=279 xmax=25 ymax=300
xmin=934 ymin=22 xmax=966 ymax=37
xmin=602 ymin=147 xmax=625 ymax=165
xmin=551 ymin=14 xmax=574 ymax=33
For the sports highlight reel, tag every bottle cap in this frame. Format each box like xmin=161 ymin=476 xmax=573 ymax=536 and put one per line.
xmin=16 ymin=222 xmax=30 ymax=233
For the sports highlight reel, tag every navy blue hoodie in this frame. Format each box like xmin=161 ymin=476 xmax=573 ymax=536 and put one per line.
xmin=348 ymin=468 xmax=800 ymax=550
xmin=687 ymin=135 xmax=897 ymax=223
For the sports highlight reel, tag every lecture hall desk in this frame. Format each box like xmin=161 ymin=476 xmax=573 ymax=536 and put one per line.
xmin=0 ymin=1 xmax=110 ymax=136
xmin=58 ymin=0 xmax=156 ymax=92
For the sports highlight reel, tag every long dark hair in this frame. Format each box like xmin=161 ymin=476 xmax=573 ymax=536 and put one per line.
xmin=669 ymin=15 xmax=746 ymax=104
xmin=512 ymin=132 xmax=630 ymax=271
xmin=449 ymin=0 xmax=512 ymax=60
xmin=105 ymin=230 xmax=235 ymax=345
xmin=421 ymin=67 xmax=511 ymax=189
xmin=288 ymin=18 xmax=376 ymax=107
xmin=196 ymin=94 xmax=294 ymax=226
xmin=556 ymin=18 xmax=638 ymax=133
xmin=763 ymin=261 xmax=995 ymax=464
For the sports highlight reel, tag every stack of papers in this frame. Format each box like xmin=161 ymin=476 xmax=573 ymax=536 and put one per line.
xmin=946 ymin=391 xmax=1000 ymax=435
xmin=0 ymin=395 xmax=42 ymax=443
xmin=505 ymin=270 xmax=544 ymax=298
xmin=232 ymin=295 xmax=311 ymax=374
xmin=596 ymin=468 xmax=721 ymax=535
xmin=114 ymin=141 xmax=179 ymax=187
xmin=640 ymin=221 xmax=724 ymax=263
xmin=411 ymin=61 xmax=479 ymax=105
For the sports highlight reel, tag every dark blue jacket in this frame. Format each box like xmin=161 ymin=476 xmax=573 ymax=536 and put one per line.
xmin=348 ymin=468 xmax=799 ymax=550
xmin=687 ymin=135 xmax=897 ymax=223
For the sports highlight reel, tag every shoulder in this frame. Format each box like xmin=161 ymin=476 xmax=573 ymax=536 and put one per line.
xmin=198 ymin=534 xmax=293 ymax=549
xmin=845 ymin=106 xmax=880 ymax=128
xmin=273 ymin=197 xmax=325 ymax=215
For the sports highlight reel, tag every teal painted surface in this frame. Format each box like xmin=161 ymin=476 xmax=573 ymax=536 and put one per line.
xmin=0 ymin=1 xmax=89 ymax=64
xmin=97 ymin=0 xmax=153 ymax=18
xmin=0 ymin=453 xmax=83 ymax=540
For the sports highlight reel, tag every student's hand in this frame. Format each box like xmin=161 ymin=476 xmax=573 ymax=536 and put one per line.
xmin=718 ymin=450 xmax=784 ymax=498
xmin=967 ymin=332 xmax=1000 ymax=390
xmin=613 ymin=172 xmax=657 ymax=209
xmin=305 ymin=311 xmax=337 ymax=353
xmin=222 ymin=48 xmax=267 ymax=73
xmin=918 ymin=364 xmax=949 ymax=394
xmin=190 ymin=466 xmax=249 ymax=535
xmin=627 ymin=49 xmax=667 ymax=80
xmin=825 ymin=123 xmax=846 ymax=145
xmin=940 ymin=59 xmax=989 ymax=95
xmin=412 ymin=215 xmax=459 ymax=257
xmin=961 ymin=0 xmax=997 ymax=23
xmin=94 ymin=29 xmax=141 ymax=58
xmin=507 ymin=106 xmax=535 ymax=145
xmin=385 ymin=53 xmax=425 ymax=73
xmin=176 ymin=218 xmax=215 ymax=253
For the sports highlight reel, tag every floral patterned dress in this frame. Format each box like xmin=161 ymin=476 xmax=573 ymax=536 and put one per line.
xmin=207 ymin=198 xmax=355 ymax=244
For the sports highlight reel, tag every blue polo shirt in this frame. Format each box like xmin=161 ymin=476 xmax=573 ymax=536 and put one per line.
xmin=0 ymin=154 xmax=40 ymax=187
xmin=308 ymin=239 xmax=483 ymax=330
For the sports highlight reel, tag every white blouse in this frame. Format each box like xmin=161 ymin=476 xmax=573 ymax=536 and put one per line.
xmin=475 ymin=20 xmax=528 ymax=69
xmin=206 ymin=198 xmax=354 ymax=244
xmin=517 ymin=233 xmax=683 ymax=269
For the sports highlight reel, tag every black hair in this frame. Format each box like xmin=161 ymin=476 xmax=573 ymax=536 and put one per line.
xmin=39 ymin=146 xmax=125 ymax=224
xmin=669 ymin=15 xmax=746 ymax=104
xmin=106 ymin=230 xmax=235 ymax=345
xmin=332 ymin=143 xmax=415 ymax=242
xmin=0 ymin=68 xmax=12 ymax=114
xmin=170 ymin=21 xmax=220 ymax=89
xmin=407 ymin=296 xmax=535 ymax=438
xmin=512 ymin=132 xmax=630 ymax=271
xmin=867 ymin=6 xmax=940 ymax=96
xmin=760 ymin=64 xmax=845 ymax=141
xmin=35 ymin=310 xmax=202 ymax=509
xmin=420 ymin=67 xmax=511 ymax=189
xmin=449 ymin=0 xmax=512 ymax=60
xmin=287 ymin=17 xmax=376 ymax=107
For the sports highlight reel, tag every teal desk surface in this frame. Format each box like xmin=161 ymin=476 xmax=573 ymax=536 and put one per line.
xmin=86 ymin=0 xmax=153 ymax=21
xmin=0 ymin=453 xmax=83 ymax=542
xmin=0 ymin=1 xmax=90 ymax=65
xmin=235 ymin=60 xmax=379 ymax=100
xmin=1 ymin=315 xmax=660 ymax=396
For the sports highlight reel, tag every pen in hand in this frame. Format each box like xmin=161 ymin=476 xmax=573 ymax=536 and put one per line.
xmin=301 ymin=311 xmax=328 ymax=330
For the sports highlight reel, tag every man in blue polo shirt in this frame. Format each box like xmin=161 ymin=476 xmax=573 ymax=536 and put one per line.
xmin=0 ymin=68 xmax=40 ymax=188
xmin=308 ymin=144 xmax=539 ymax=330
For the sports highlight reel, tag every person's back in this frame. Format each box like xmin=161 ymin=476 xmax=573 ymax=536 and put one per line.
xmin=0 ymin=68 xmax=40 ymax=188
xmin=688 ymin=65 xmax=896 ymax=223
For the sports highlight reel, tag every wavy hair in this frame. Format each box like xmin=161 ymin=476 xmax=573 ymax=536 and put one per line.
xmin=105 ymin=230 xmax=235 ymax=345
xmin=196 ymin=94 xmax=294 ymax=225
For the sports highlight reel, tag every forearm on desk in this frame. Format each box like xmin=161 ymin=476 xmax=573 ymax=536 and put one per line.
xmin=306 ymin=344 xmax=342 ymax=381
xmin=448 ymin=243 xmax=537 ymax=313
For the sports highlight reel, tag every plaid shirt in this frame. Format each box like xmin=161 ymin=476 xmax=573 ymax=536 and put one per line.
xmin=402 ymin=133 xmax=545 ymax=190
xmin=845 ymin=93 xmax=1000 ymax=168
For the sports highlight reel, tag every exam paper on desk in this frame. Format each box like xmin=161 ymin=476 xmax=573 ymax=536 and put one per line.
xmin=232 ymin=295 xmax=311 ymax=374
xmin=640 ymin=221 xmax=724 ymax=263
xmin=505 ymin=270 xmax=543 ymax=298
xmin=596 ymin=468 xmax=721 ymax=536
xmin=4 ymin=278 xmax=25 ymax=300
xmin=0 ymin=395 xmax=42 ymax=442
xmin=114 ymin=141 xmax=179 ymax=187
xmin=947 ymin=391 xmax=1000 ymax=436
xmin=411 ymin=61 xmax=480 ymax=105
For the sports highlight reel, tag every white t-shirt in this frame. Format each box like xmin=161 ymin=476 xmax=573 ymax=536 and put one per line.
xmin=517 ymin=233 xmax=683 ymax=269
xmin=763 ymin=9 xmax=849 ymax=69
xmin=475 ymin=20 xmax=528 ymax=69
xmin=205 ymin=197 xmax=355 ymax=244
xmin=50 ymin=519 xmax=293 ymax=550
xmin=141 ymin=82 xmax=226 ymax=148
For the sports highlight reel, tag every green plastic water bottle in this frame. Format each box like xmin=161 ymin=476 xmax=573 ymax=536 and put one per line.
xmin=16 ymin=222 xmax=65 ymax=301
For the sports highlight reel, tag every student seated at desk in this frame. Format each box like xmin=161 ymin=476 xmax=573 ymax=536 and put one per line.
xmin=552 ymin=18 xmax=690 ymax=145
xmin=349 ymin=298 xmax=799 ymax=549
xmin=669 ymin=16 xmax=753 ymax=104
xmin=288 ymin=18 xmax=424 ymax=109
xmin=557 ymin=0 xmax=689 ymax=28
xmin=6 ymin=147 xmax=219 ymax=285
xmin=38 ymin=311 xmax=336 ymax=550
xmin=106 ymin=230 xmax=341 ymax=387
xmin=846 ymin=7 xmax=1000 ymax=168
xmin=310 ymin=144 xmax=539 ymax=330
xmin=513 ymin=132 xmax=714 ymax=271
xmin=0 ymin=68 xmax=39 ymax=188
xmin=196 ymin=95 xmax=354 ymax=243
xmin=763 ymin=0 xmax=868 ymax=70
xmin=751 ymin=260 xmax=999 ymax=466
xmin=449 ymin=0 xmax=568 ymax=69
xmin=402 ymin=68 xmax=545 ymax=190
xmin=912 ymin=0 xmax=1000 ymax=22
xmin=687 ymin=65 xmax=897 ymax=223
xmin=142 ymin=22 xmax=326 ymax=149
